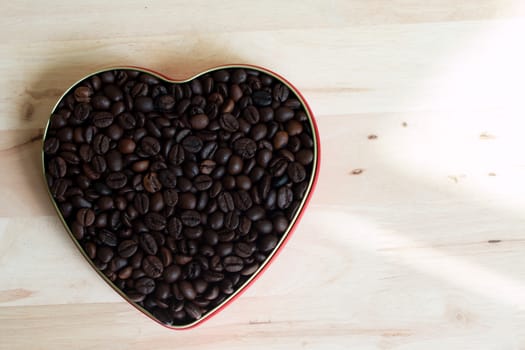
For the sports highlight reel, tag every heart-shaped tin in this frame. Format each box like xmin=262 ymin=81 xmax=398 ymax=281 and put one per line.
xmin=42 ymin=65 xmax=320 ymax=329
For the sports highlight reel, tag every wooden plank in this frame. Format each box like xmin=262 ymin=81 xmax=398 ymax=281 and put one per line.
xmin=2 ymin=0 xmax=525 ymax=349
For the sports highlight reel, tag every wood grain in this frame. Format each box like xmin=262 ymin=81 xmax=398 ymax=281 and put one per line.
xmin=2 ymin=1 xmax=525 ymax=349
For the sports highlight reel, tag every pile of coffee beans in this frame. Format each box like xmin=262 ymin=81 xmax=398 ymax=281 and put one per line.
xmin=43 ymin=68 xmax=315 ymax=326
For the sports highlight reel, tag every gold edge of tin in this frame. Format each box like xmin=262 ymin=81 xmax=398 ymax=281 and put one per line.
xmin=41 ymin=64 xmax=319 ymax=330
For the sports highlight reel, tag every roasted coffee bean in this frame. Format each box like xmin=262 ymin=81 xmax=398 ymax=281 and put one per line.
xmin=136 ymin=277 xmax=155 ymax=295
xmin=44 ymin=137 xmax=60 ymax=154
xmin=214 ymin=148 xmax=232 ymax=164
xmin=273 ymin=83 xmax=290 ymax=102
xmin=224 ymin=211 xmax=240 ymax=230
xmin=181 ymin=210 xmax=201 ymax=227
xmin=269 ymin=157 xmax=288 ymax=177
xmin=98 ymin=229 xmax=117 ymax=247
xmin=258 ymin=234 xmax=279 ymax=252
xmin=277 ymin=187 xmax=293 ymax=209
xmin=48 ymin=156 xmax=67 ymax=178
xmin=133 ymin=192 xmax=149 ymax=214
xmin=182 ymin=136 xmax=203 ymax=153
xmin=199 ymin=159 xmax=216 ymax=175
xmin=233 ymin=191 xmax=252 ymax=211
xmin=242 ymin=105 xmax=260 ymax=124
xmin=143 ymin=255 xmax=164 ymax=278
xmin=273 ymin=131 xmax=289 ymax=149
xmin=219 ymin=113 xmax=239 ymax=132
xmin=167 ymin=144 xmax=185 ymax=165
xmin=144 ymin=212 xmax=166 ymax=231
xmin=217 ymin=192 xmax=234 ymax=212
xmin=179 ymin=281 xmax=196 ymax=300
xmin=163 ymin=265 xmax=182 ymax=284
xmin=143 ymin=172 xmax=162 ymax=193
xmin=105 ymin=172 xmax=127 ymax=189
xmin=140 ymin=136 xmax=161 ymax=156
xmin=296 ymin=149 xmax=314 ymax=165
xmin=118 ymin=240 xmax=138 ymax=258
xmin=223 ymin=256 xmax=244 ymax=272
xmin=93 ymin=111 xmax=114 ymax=128
xmin=252 ymin=90 xmax=272 ymax=106
xmin=150 ymin=192 xmax=164 ymax=212
xmin=241 ymin=263 xmax=260 ymax=276
xmin=287 ymin=162 xmax=306 ymax=183
xmin=234 ymin=242 xmax=255 ymax=258
xmin=135 ymin=96 xmax=154 ymax=112
xmin=190 ymin=114 xmax=209 ymax=130
xmin=76 ymin=208 xmax=95 ymax=226
xmin=139 ymin=233 xmax=159 ymax=255
xmin=91 ymin=95 xmax=111 ymax=110
xmin=163 ymin=189 xmax=179 ymax=207
xmin=194 ymin=175 xmax=212 ymax=191
xmin=233 ymin=138 xmax=256 ymax=159
xmin=93 ymin=134 xmax=110 ymax=155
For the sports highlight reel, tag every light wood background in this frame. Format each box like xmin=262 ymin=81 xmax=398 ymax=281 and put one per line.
xmin=2 ymin=1 xmax=525 ymax=349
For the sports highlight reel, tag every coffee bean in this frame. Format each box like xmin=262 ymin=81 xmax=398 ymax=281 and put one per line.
xmin=242 ymin=106 xmax=260 ymax=124
xmin=140 ymin=136 xmax=161 ymax=156
xmin=44 ymin=137 xmax=60 ymax=154
xmin=178 ymin=192 xmax=196 ymax=210
xmin=76 ymin=208 xmax=95 ymax=226
xmin=93 ymin=111 xmax=114 ymax=128
xmin=118 ymin=240 xmax=138 ymax=258
xmin=163 ymin=265 xmax=181 ymax=283
xmin=144 ymin=212 xmax=166 ymax=231
xmin=167 ymin=217 xmax=183 ymax=238
xmin=233 ymin=138 xmax=256 ymax=159
xmin=219 ymin=113 xmax=239 ymax=132
xmin=223 ymin=256 xmax=244 ymax=272
xmin=190 ymin=114 xmax=209 ymax=130
xmin=72 ymin=103 xmax=91 ymax=123
xmin=93 ymin=134 xmax=110 ymax=154
xmin=136 ymin=277 xmax=155 ymax=295
xmin=118 ymin=138 xmax=136 ymax=154
xmin=156 ymin=95 xmax=175 ymax=112
xmin=273 ymin=131 xmax=289 ymax=149
xmin=140 ymin=233 xmax=159 ymax=255
xmin=217 ymin=192 xmax=234 ymax=212
xmin=182 ymin=136 xmax=203 ymax=153
xmin=277 ymin=187 xmax=293 ymax=209
xmin=166 ymin=143 xmax=184 ymax=165
xmin=106 ymin=172 xmax=127 ymax=189
xmin=150 ymin=192 xmax=164 ymax=212
xmin=181 ymin=210 xmax=201 ymax=227
xmin=295 ymin=149 xmax=314 ymax=165
xmin=287 ymin=162 xmax=306 ymax=183
xmin=143 ymin=255 xmax=164 ymax=278
xmin=143 ymin=172 xmax=162 ymax=193
xmin=97 ymin=246 xmax=114 ymax=263
xmin=233 ymin=190 xmax=253 ymax=211
xmin=234 ymin=242 xmax=255 ymax=258
xmin=163 ymin=189 xmax=179 ymax=207
xmin=273 ymin=83 xmax=289 ymax=102
xmin=98 ymin=229 xmax=117 ymax=247
xmin=135 ymin=96 xmax=154 ymax=112
xmin=48 ymin=156 xmax=67 ymax=178
xmin=179 ymin=281 xmax=196 ymax=300
xmin=252 ymin=90 xmax=272 ymax=106
xmin=269 ymin=157 xmax=288 ymax=177
xmin=258 ymin=234 xmax=279 ymax=252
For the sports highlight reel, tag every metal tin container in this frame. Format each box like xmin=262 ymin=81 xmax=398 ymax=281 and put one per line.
xmin=42 ymin=64 xmax=321 ymax=329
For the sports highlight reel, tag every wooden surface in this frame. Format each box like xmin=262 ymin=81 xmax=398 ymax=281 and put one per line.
xmin=2 ymin=1 xmax=525 ymax=349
